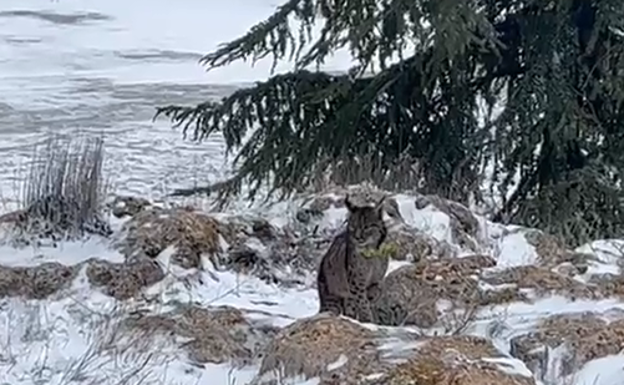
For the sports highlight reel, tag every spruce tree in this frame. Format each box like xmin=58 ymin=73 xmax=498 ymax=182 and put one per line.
xmin=157 ymin=0 xmax=624 ymax=246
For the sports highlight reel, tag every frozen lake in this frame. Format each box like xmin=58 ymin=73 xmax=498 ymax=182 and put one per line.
xmin=0 ymin=0 xmax=352 ymax=205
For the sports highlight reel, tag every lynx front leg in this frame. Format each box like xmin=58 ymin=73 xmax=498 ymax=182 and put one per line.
xmin=319 ymin=293 xmax=344 ymax=316
xmin=344 ymin=291 xmax=374 ymax=323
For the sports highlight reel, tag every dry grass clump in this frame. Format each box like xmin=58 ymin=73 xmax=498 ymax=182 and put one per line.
xmin=256 ymin=313 xmax=379 ymax=382
xmin=125 ymin=305 xmax=278 ymax=367
xmin=0 ymin=257 xmax=165 ymax=301
xmin=385 ymin=357 xmax=535 ymax=385
xmin=0 ymin=262 xmax=79 ymax=299
xmin=382 ymin=336 xmax=535 ymax=385
xmin=85 ymin=257 xmax=165 ymax=300
xmin=481 ymin=265 xmax=599 ymax=300
xmin=116 ymin=206 xmax=222 ymax=269
xmin=5 ymin=134 xmax=110 ymax=244
xmin=510 ymin=311 xmax=624 ymax=380
xmin=255 ymin=315 xmax=533 ymax=385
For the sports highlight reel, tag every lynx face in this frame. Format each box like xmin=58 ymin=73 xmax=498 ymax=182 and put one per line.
xmin=345 ymin=198 xmax=386 ymax=253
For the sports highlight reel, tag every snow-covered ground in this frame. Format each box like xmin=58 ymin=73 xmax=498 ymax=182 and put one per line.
xmin=2 ymin=1 xmax=624 ymax=385
xmin=0 ymin=188 xmax=624 ymax=385
xmin=0 ymin=0 xmax=352 ymax=207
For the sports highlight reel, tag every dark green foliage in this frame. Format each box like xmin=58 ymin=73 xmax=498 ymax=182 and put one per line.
xmin=157 ymin=0 xmax=624 ymax=246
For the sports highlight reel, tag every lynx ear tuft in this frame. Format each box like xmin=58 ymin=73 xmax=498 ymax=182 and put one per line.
xmin=374 ymin=196 xmax=386 ymax=213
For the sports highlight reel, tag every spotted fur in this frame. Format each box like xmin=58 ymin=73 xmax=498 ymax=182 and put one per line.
xmin=316 ymin=195 xmax=388 ymax=323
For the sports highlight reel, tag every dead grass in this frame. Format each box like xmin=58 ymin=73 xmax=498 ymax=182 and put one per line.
xmin=386 ymin=357 xmax=536 ymax=385
xmin=0 ymin=262 xmax=79 ymax=299
xmin=85 ymin=257 xmax=165 ymax=300
xmin=481 ymin=265 xmax=599 ymax=300
xmin=257 ymin=313 xmax=379 ymax=381
xmin=2 ymin=299 xmax=175 ymax=385
xmin=255 ymin=316 xmax=535 ymax=385
xmin=383 ymin=336 xmax=535 ymax=385
xmin=375 ymin=256 xmax=493 ymax=328
xmin=125 ymin=305 xmax=278 ymax=367
xmin=8 ymin=134 xmax=110 ymax=242
xmin=510 ymin=312 xmax=624 ymax=380
xmin=116 ymin=206 xmax=222 ymax=269
xmin=0 ymin=257 xmax=166 ymax=301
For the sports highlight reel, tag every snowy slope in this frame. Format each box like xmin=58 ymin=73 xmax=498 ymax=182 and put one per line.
xmin=1 ymin=1 xmax=624 ymax=385
xmin=1 ymin=187 xmax=624 ymax=385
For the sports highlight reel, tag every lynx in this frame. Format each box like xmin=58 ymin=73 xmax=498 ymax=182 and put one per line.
xmin=316 ymin=195 xmax=388 ymax=323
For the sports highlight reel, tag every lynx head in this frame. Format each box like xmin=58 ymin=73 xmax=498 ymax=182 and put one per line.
xmin=345 ymin=195 xmax=387 ymax=251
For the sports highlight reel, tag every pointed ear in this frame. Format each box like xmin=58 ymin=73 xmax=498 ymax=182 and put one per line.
xmin=375 ymin=196 xmax=386 ymax=209
xmin=344 ymin=195 xmax=355 ymax=212
xmin=374 ymin=196 xmax=386 ymax=216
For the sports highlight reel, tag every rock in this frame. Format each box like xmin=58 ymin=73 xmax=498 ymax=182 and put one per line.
xmin=115 ymin=207 xmax=222 ymax=269
xmin=524 ymin=230 xmax=598 ymax=270
xmin=413 ymin=194 xmax=482 ymax=252
xmin=0 ymin=262 xmax=78 ymax=299
xmin=125 ymin=305 xmax=278 ymax=367
xmin=111 ymin=195 xmax=151 ymax=218
xmin=85 ymin=257 xmax=165 ymax=300
xmin=385 ymin=224 xmax=457 ymax=262
xmin=252 ymin=314 xmax=535 ymax=385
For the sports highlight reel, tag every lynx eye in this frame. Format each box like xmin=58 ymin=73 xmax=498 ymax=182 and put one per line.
xmin=363 ymin=227 xmax=378 ymax=238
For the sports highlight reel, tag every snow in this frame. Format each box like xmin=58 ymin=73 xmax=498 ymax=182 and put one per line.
xmin=1 ymin=190 xmax=624 ymax=384
xmin=570 ymin=354 xmax=624 ymax=385
xmin=2 ymin=1 xmax=624 ymax=384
